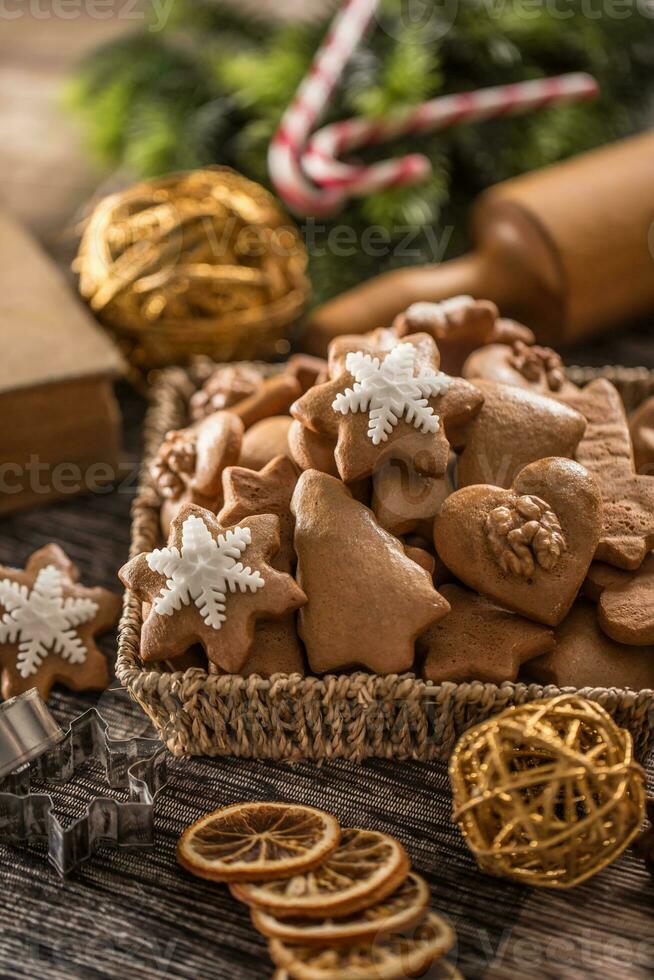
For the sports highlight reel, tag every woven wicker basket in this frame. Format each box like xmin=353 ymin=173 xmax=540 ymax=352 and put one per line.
xmin=116 ymin=363 xmax=654 ymax=762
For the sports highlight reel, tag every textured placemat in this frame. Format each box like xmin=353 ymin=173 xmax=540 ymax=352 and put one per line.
xmin=0 ymin=376 xmax=653 ymax=980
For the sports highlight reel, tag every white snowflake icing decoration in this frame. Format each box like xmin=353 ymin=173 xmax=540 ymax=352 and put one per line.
xmin=147 ymin=514 xmax=264 ymax=630
xmin=332 ymin=343 xmax=450 ymax=446
xmin=0 ymin=566 xmax=98 ymax=678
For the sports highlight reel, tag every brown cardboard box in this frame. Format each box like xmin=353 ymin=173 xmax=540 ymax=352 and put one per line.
xmin=0 ymin=209 xmax=125 ymax=512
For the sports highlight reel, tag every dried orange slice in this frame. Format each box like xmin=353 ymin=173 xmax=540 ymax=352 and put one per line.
xmin=252 ymin=872 xmax=429 ymax=946
xmin=268 ymin=910 xmax=457 ymax=980
xmin=177 ymin=802 xmax=341 ymax=882
xmin=232 ymin=827 xmax=410 ymax=918
xmin=273 ymin=966 xmax=461 ymax=980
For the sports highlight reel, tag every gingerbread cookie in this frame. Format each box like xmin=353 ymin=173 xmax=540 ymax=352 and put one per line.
xmin=394 ymin=297 xmax=534 ymax=375
xmin=210 ymin=620 xmax=305 ymax=678
xmin=434 ymin=457 xmax=602 ymax=626
xmin=493 ymin=317 xmax=536 ymax=347
xmin=418 ymin=584 xmax=555 ymax=685
xmin=456 ymin=380 xmax=586 ymax=489
xmin=561 ymin=379 xmax=654 ymax=569
xmin=584 ymin=553 xmax=654 ymax=646
xmin=219 ymin=456 xmax=299 ymax=575
xmin=119 ymin=504 xmax=306 ymax=672
xmin=291 ymin=470 xmax=450 ymax=674
xmin=152 ymin=410 xmax=244 ymax=536
xmin=583 ymin=560 xmax=631 ymax=600
xmin=462 ymin=341 xmax=577 ymax=397
xmin=522 ymin=600 xmax=654 ymax=690
xmin=630 ymin=395 xmax=654 ymax=475
xmin=285 ymin=353 xmax=328 ymax=392
xmin=217 ymin=456 xmax=303 ymax=677
xmin=327 ymin=326 xmax=404 ymax=379
xmin=288 ymin=420 xmax=339 ymax=477
xmin=238 ymin=416 xmax=293 ymax=471
xmin=190 ymin=362 xmax=265 ymax=421
xmin=232 ymin=374 xmax=302 ymax=429
xmin=404 ymin=545 xmax=436 ymax=576
xmin=0 ymin=544 xmax=120 ymax=700
xmin=372 ymin=458 xmax=451 ymax=539
xmin=292 ymin=334 xmax=483 ymax=482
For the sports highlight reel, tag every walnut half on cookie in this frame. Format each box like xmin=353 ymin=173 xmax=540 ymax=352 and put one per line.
xmin=486 ymin=494 xmax=567 ymax=578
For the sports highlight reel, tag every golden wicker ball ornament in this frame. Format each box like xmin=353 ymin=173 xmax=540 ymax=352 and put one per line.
xmin=75 ymin=169 xmax=310 ymax=377
xmin=449 ymin=695 xmax=646 ymax=888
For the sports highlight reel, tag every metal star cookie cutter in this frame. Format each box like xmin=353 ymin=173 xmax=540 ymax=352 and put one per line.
xmin=0 ymin=689 xmax=168 ymax=876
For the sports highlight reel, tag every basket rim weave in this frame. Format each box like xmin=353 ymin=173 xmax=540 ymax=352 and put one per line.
xmin=116 ymin=361 xmax=654 ymax=761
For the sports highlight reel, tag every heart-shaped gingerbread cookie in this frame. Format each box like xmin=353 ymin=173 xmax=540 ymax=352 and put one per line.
xmin=434 ymin=457 xmax=602 ymax=626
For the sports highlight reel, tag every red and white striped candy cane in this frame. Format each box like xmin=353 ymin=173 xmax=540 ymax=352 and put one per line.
xmin=303 ymin=73 xmax=599 ymax=196
xmin=268 ymin=0 xmax=379 ymax=217
xmin=268 ymin=0 xmax=599 ymax=215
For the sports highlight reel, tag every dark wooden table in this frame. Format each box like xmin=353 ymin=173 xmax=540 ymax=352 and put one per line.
xmin=1 ymin=324 xmax=653 ymax=980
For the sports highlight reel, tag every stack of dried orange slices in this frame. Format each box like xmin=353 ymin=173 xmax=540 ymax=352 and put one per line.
xmin=177 ymin=801 xmax=460 ymax=980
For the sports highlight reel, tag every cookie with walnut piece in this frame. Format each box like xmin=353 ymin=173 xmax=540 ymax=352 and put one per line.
xmin=462 ymin=340 xmax=578 ymax=397
xmin=0 ymin=544 xmax=120 ymax=701
xmin=177 ymin=802 xmax=340 ymax=883
xmin=434 ymin=457 xmax=602 ymax=626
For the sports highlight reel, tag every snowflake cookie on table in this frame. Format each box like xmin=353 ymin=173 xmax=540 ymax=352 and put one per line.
xmin=119 ymin=504 xmax=306 ymax=673
xmin=291 ymin=331 xmax=484 ymax=483
xmin=0 ymin=544 xmax=121 ymax=701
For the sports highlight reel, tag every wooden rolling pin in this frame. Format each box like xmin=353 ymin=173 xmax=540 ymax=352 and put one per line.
xmin=301 ymin=131 xmax=654 ymax=355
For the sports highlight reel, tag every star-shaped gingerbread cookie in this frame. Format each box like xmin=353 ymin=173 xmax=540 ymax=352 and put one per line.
xmin=291 ymin=470 xmax=450 ymax=674
xmin=291 ymin=333 xmax=483 ymax=483
xmin=0 ymin=544 xmax=120 ymax=701
xmin=217 ymin=456 xmax=305 ymax=677
xmin=419 ymin=584 xmax=555 ymax=684
xmin=119 ymin=504 xmax=306 ymax=672
xmin=561 ymin=379 xmax=654 ymax=569
xmin=218 ymin=456 xmax=300 ymax=574
xmin=326 ymin=326 xmax=406 ymax=379
xmin=584 ymin=554 xmax=654 ymax=645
